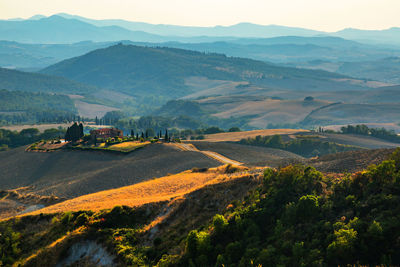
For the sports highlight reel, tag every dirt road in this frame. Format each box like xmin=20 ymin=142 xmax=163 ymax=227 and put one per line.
xmin=172 ymin=143 xmax=243 ymax=165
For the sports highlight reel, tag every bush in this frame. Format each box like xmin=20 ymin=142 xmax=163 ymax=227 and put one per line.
xmin=228 ymin=127 xmax=241 ymax=132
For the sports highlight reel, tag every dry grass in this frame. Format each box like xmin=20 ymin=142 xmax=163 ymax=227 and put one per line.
xmin=199 ymin=129 xmax=308 ymax=142
xmin=26 ymin=165 xmax=248 ymax=215
xmin=108 ymin=141 xmax=150 ymax=152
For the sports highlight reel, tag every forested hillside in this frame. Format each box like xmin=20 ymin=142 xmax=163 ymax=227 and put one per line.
xmin=41 ymin=43 xmax=366 ymax=99
xmin=0 ymin=90 xmax=77 ymax=125
xmin=0 ymin=67 xmax=95 ymax=94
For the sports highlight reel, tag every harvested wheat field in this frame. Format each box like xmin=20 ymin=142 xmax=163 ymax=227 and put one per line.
xmin=191 ymin=141 xmax=304 ymax=166
xmin=27 ymin=165 xmax=253 ymax=214
xmin=199 ymin=129 xmax=308 ymax=142
xmin=0 ymin=144 xmax=220 ymax=199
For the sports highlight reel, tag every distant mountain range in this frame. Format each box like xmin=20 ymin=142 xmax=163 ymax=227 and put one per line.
xmin=1 ymin=14 xmax=400 ymax=45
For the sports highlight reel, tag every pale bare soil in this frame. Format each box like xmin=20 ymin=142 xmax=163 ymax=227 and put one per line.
xmin=305 ymin=103 xmax=400 ymax=125
xmin=0 ymin=123 xmax=108 ymax=132
xmin=73 ymin=100 xmax=119 ymax=119
xmin=199 ymin=129 xmax=308 ymax=142
xmin=0 ymin=123 xmax=71 ymax=132
xmin=316 ymin=133 xmax=400 ymax=149
xmin=212 ymin=98 xmax=330 ymax=127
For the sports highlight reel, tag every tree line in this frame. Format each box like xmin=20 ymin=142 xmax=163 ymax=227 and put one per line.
xmin=340 ymin=124 xmax=400 ymax=143
xmin=239 ymin=134 xmax=359 ymax=157
xmin=0 ymin=127 xmax=65 ymax=150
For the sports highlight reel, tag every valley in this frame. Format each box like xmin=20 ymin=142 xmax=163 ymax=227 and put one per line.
xmin=0 ymin=9 xmax=400 ymax=266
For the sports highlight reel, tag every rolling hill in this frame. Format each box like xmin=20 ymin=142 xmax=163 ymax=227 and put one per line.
xmin=0 ymin=15 xmax=165 ymax=44
xmin=40 ymin=43 xmax=376 ymax=100
xmin=302 ymin=102 xmax=400 ymax=125
xmin=0 ymin=67 xmax=95 ymax=94
xmin=0 ymin=144 xmax=219 ymax=199
xmin=2 ymin=36 xmax=400 ymax=70
xmin=337 ymin=57 xmax=400 ymax=84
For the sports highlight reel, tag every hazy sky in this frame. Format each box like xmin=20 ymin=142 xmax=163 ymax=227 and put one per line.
xmin=1 ymin=0 xmax=399 ymax=31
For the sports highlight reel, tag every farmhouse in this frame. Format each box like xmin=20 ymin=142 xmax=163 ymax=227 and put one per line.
xmin=90 ymin=128 xmax=123 ymax=140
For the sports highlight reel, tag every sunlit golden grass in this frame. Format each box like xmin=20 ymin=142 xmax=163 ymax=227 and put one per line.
xmin=108 ymin=141 xmax=150 ymax=152
xmin=27 ymin=165 xmax=249 ymax=215
xmin=198 ymin=129 xmax=309 ymax=142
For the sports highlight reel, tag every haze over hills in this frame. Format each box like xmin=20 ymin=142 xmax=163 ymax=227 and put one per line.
xmin=3 ymin=14 xmax=400 ymax=45
xmin=0 ymin=67 xmax=95 ymax=93
xmin=0 ymin=15 xmax=166 ymax=44
xmin=40 ymin=43 xmax=378 ymax=99
xmin=3 ymin=37 xmax=400 ymax=70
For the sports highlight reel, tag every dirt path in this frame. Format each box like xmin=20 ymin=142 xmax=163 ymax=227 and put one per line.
xmin=171 ymin=143 xmax=243 ymax=165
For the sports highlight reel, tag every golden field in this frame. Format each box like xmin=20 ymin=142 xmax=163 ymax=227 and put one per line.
xmin=108 ymin=141 xmax=150 ymax=152
xmin=199 ymin=129 xmax=308 ymax=142
xmin=27 ymin=165 xmax=250 ymax=215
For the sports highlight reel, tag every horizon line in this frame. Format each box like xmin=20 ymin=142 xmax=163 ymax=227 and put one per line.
xmin=1 ymin=13 xmax=399 ymax=33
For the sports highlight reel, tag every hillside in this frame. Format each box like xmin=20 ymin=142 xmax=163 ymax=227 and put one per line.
xmin=0 ymin=15 xmax=165 ymax=44
xmin=40 ymin=43 xmax=373 ymax=99
xmin=337 ymin=57 xmax=400 ymax=84
xmin=1 ymin=149 xmax=399 ymax=266
xmin=0 ymin=90 xmax=77 ymax=124
xmin=0 ymin=40 xmax=114 ymax=69
xmin=0 ymin=67 xmax=95 ymax=94
xmin=302 ymin=102 xmax=400 ymax=126
xmin=0 ymin=144 xmax=219 ymax=199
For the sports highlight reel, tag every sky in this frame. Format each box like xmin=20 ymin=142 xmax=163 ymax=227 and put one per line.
xmin=1 ymin=0 xmax=399 ymax=32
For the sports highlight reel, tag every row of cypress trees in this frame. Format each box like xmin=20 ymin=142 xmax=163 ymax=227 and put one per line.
xmin=65 ymin=123 xmax=84 ymax=142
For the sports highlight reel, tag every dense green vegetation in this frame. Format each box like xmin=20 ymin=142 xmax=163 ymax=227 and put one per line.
xmin=340 ymin=124 xmax=400 ymax=143
xmin=1 ymin=149 xmax=399 ymax=266
xmin=239 ymin=134 xmax=360 ymax=157
xmin=0 ymin=206 xmax=157 ymax=266
xmin=178 ymin=149 xmax=400 ymax=266
xmin=114 ymin=113 xmax=250 ymax=134
xmin=0 ymin=128 xmax=65 ymax=150
xmin=0 ymin=90 xmax=77 ymax=125
xmin=0 ymin=67 xmax=95 ymax=94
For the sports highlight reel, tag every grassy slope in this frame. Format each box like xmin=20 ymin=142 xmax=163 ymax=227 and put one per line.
xmin=303 ymin=103 xmax=400 ymax=125
xmin=0 ymin=67 xmax=95 ymax=94
xmin=0 ymin=144 xmax=219 ymax=199
xmin=26 ymin=165 xmax=249 ymax=215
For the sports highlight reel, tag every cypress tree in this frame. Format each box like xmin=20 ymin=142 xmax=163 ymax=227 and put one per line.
xmin=130 ymin=130 xmax=134 ymax=137
xmin=165 ymin=129 xmax=169 ymax=141
xmin=79 ymin=123 xmax=84 ymax=138
xmin=65 ymin=127 xmax=71 ymax=141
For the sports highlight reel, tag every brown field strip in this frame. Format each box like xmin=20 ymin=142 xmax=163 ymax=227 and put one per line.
xmin=199 ymin=129 xmax=309 ymax=142
xmin=168 ymin=143 xmax=243 ymax=165
xmin=26 ymin=166 xmax=251 ymax=215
